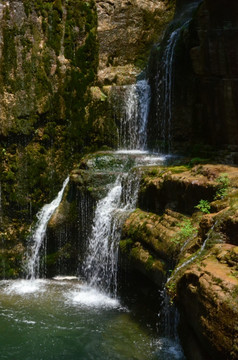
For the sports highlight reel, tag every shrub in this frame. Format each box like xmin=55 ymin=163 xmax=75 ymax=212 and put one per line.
xmin=195 ymin=199 xmax=211 ymax=214
xmin=215 ymin=173 xmax=230 ymax=199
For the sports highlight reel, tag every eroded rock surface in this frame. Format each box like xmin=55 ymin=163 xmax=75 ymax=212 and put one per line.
xmin=96 ymin=0 xmax=174 ymax=85
xmin=119 ymin=163 xmax=238 ymax=359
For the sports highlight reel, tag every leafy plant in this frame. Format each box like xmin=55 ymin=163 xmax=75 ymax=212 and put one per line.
xmin=195 ymin=199 xmax=211 ymax=214
xmin=166 ymin=281 xmax=176 ymax=303
xmin=215 ymin=173 xmax=230 ymax=199
xmin=172 ymin=219 xmax=196 ymax=246
xmin=179 ymin=219 xmax=196 ymax=238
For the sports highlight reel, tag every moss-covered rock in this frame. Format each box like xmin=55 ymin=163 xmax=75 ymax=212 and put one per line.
xmin=177 ymin=244 xmax=238 ymax=360
xmin=0 ymin=0 xmax=101 ymax=278
xmin=118 ymin=162 xmax=238 ymax=359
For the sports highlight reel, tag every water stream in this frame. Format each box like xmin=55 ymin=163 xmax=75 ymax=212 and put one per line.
xmin=153 ymin=1 xmax=201 ymax=153
xmin=25 ymin=177 xmax=69 ymax=279
xmin=167 ymin=222 xmax=218 ymax=283
xmin=117 ymin=79 xmax=151 ymax=150
xmin=0 ymin=70 xmax=185 ymax=358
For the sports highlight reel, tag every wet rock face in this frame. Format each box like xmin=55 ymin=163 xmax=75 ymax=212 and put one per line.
xmin=119 ymin=163 xmax=238 ymax=359
xmin=148 ymin=0 xmax=238 ymax=155
xmin=173 ymin=0 xmax=238 ymax=153
xmin=0 ymin=0 xmax=98 ymax=137
xmin=177 ymin=245 xmax=238 ymax=360
xmin=96 ymin=0 xmax=175 ymax=85
xmin=0 ymin=0 xmax=99 ymax=278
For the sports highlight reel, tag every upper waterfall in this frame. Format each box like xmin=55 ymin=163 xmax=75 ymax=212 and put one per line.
xmin=117 ymin=79 xmax=151 ymax=151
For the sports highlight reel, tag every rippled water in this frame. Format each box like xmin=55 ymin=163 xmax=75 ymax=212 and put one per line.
xmin=0 ymin=279 xmax=185 ymax=360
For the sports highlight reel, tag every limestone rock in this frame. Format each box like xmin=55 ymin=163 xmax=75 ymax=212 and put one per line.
xmin=177 ymin=244 xmax=238 ymax=360
xmin=96 ymin=0 xmax=175 ymax=85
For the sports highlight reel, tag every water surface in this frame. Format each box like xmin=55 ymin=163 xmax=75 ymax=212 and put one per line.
xmin=0 ymin=279 xmax=185 ymax=360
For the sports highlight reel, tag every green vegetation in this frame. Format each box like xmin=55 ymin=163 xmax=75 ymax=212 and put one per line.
xmin=166 ymin=281 xmax=176 ymax=302
xmin=177 ymin=219 xmax=196 ymax=239
xmin=188 ymin=157 xmax=209 ymax=167
xmin=215 ymin=173 xmax=230 ymax=199
xmin=195 ymin=199 xmax=211 ymax=214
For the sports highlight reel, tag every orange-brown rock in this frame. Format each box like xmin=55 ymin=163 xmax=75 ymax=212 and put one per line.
xmin=96 ymin=0 xmax=175 ymax=85
xmin=177 ymin=244 xmax=238 ymax=360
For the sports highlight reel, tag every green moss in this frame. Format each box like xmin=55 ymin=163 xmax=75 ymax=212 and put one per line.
xmin=1 ymin=24 xmax=17 ymax=84
xmin=0 ymin=0 xmax=121 ymax=278
xmin=0 ymin=250 xmax=23 ymax=279
xmin=146 ymin=255 xmax=155 ymax=270
xmin=119 ymin=239 xmax=134 ymax=254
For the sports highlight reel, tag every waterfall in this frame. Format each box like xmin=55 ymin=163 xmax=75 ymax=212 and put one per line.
xmin=154 ymin=23 xmax=187 ymax=153
xmin=82 ymin=169 xmax=141 ymax=296
xmin=160 ymin=27 xmax=182 ymax=152
xmin=118 ymin=79 xmax=151 ymax=150
xmin=152 ymin=2 xmax=201 ymax=153
xmin=83 ymin=178 xmax=122 ymax=294
xmin=26 ymin=176 xmax=69 ymax=279
xmin=167 ymin=221 xmax=218 ymax=283
xmin=80 ymin=77 xmax=153 ymax=295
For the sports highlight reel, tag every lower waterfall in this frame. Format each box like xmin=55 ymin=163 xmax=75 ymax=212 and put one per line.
xmin=83 ymin=177 xmax=123 ymax=294
xmin=25 ymin=177 xmax=69 ymax=280
xmin=0 ymin=151 xmax=186 ymax=360
xmin=0 ymin=71 xmax=185 ymax=358
xmin=82 ymin=159 xmax=143 ymax=296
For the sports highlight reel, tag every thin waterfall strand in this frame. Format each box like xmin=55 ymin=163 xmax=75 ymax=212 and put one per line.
xmin=167 ymin=221 xmax=217 ymax=283
xmin=156 ymin=19 xmax=190 ymax=153
xmin=26 ymin=176 xmax=69 ymax=279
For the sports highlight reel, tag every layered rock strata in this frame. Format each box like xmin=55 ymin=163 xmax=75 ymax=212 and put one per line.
xmin=120 ymin=163 xmax=238 ymax=359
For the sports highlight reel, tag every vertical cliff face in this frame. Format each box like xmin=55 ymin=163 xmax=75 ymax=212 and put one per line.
xmin=148 ymin=0 xmax=238 ymax=157
xmin=0 ymin=0 xmax=99 ymax=277
xmin=177 ymin=0 xmax=238 ymax=153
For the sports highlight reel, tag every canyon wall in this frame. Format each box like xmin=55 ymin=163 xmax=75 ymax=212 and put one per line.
xmin=148 ymin=0 xmax=238 ymax=157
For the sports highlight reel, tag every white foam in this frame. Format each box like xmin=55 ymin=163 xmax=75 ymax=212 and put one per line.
xmin=115 ymin=149 xmax=149 ymax=155
xmin=22 ymin=319 xmax=36 ymax=325
xmin=155 ymin=337 xmax=185 ymax=359
xmin=4 ymin=279 xmax=46 ymax=295
xmin=65 ymin=285 xmax=120 ymax=309
xmin=139 ymin=156 xmax=166 ymax=163
xmin=53 ymin=276 xmax=78 ymax=281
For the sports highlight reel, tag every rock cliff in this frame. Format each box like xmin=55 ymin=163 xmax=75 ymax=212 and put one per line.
xmin=120 ymin=163 xmax=238 ymax=359
xmin=0 ymin=0 xmax=99 ymax=277
xmin=148 ymin=0 xmax=238 ymax=157
xmin=96 ymin=0 xmax=175 ymax=85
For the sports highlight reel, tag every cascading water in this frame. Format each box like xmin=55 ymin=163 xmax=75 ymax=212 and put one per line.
xmin=79 ymin=76 xmax=153 ymax=296
xmin=82 ymin=166 xmax=143 ymax=296
xmin=117 ymin=79 xmax=151 ymax=150
xmin=159 ymin=26 xmax=183 ymax=152
xmin=151 ymin=1 xmax=201 ymax=153
xmin=167 ymin=221 xmax=218 ymax=283
xmin=83 ymin=177 xmax=122 ymax=294
xmin=26 ymin=176 xmax=69 ymax=279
